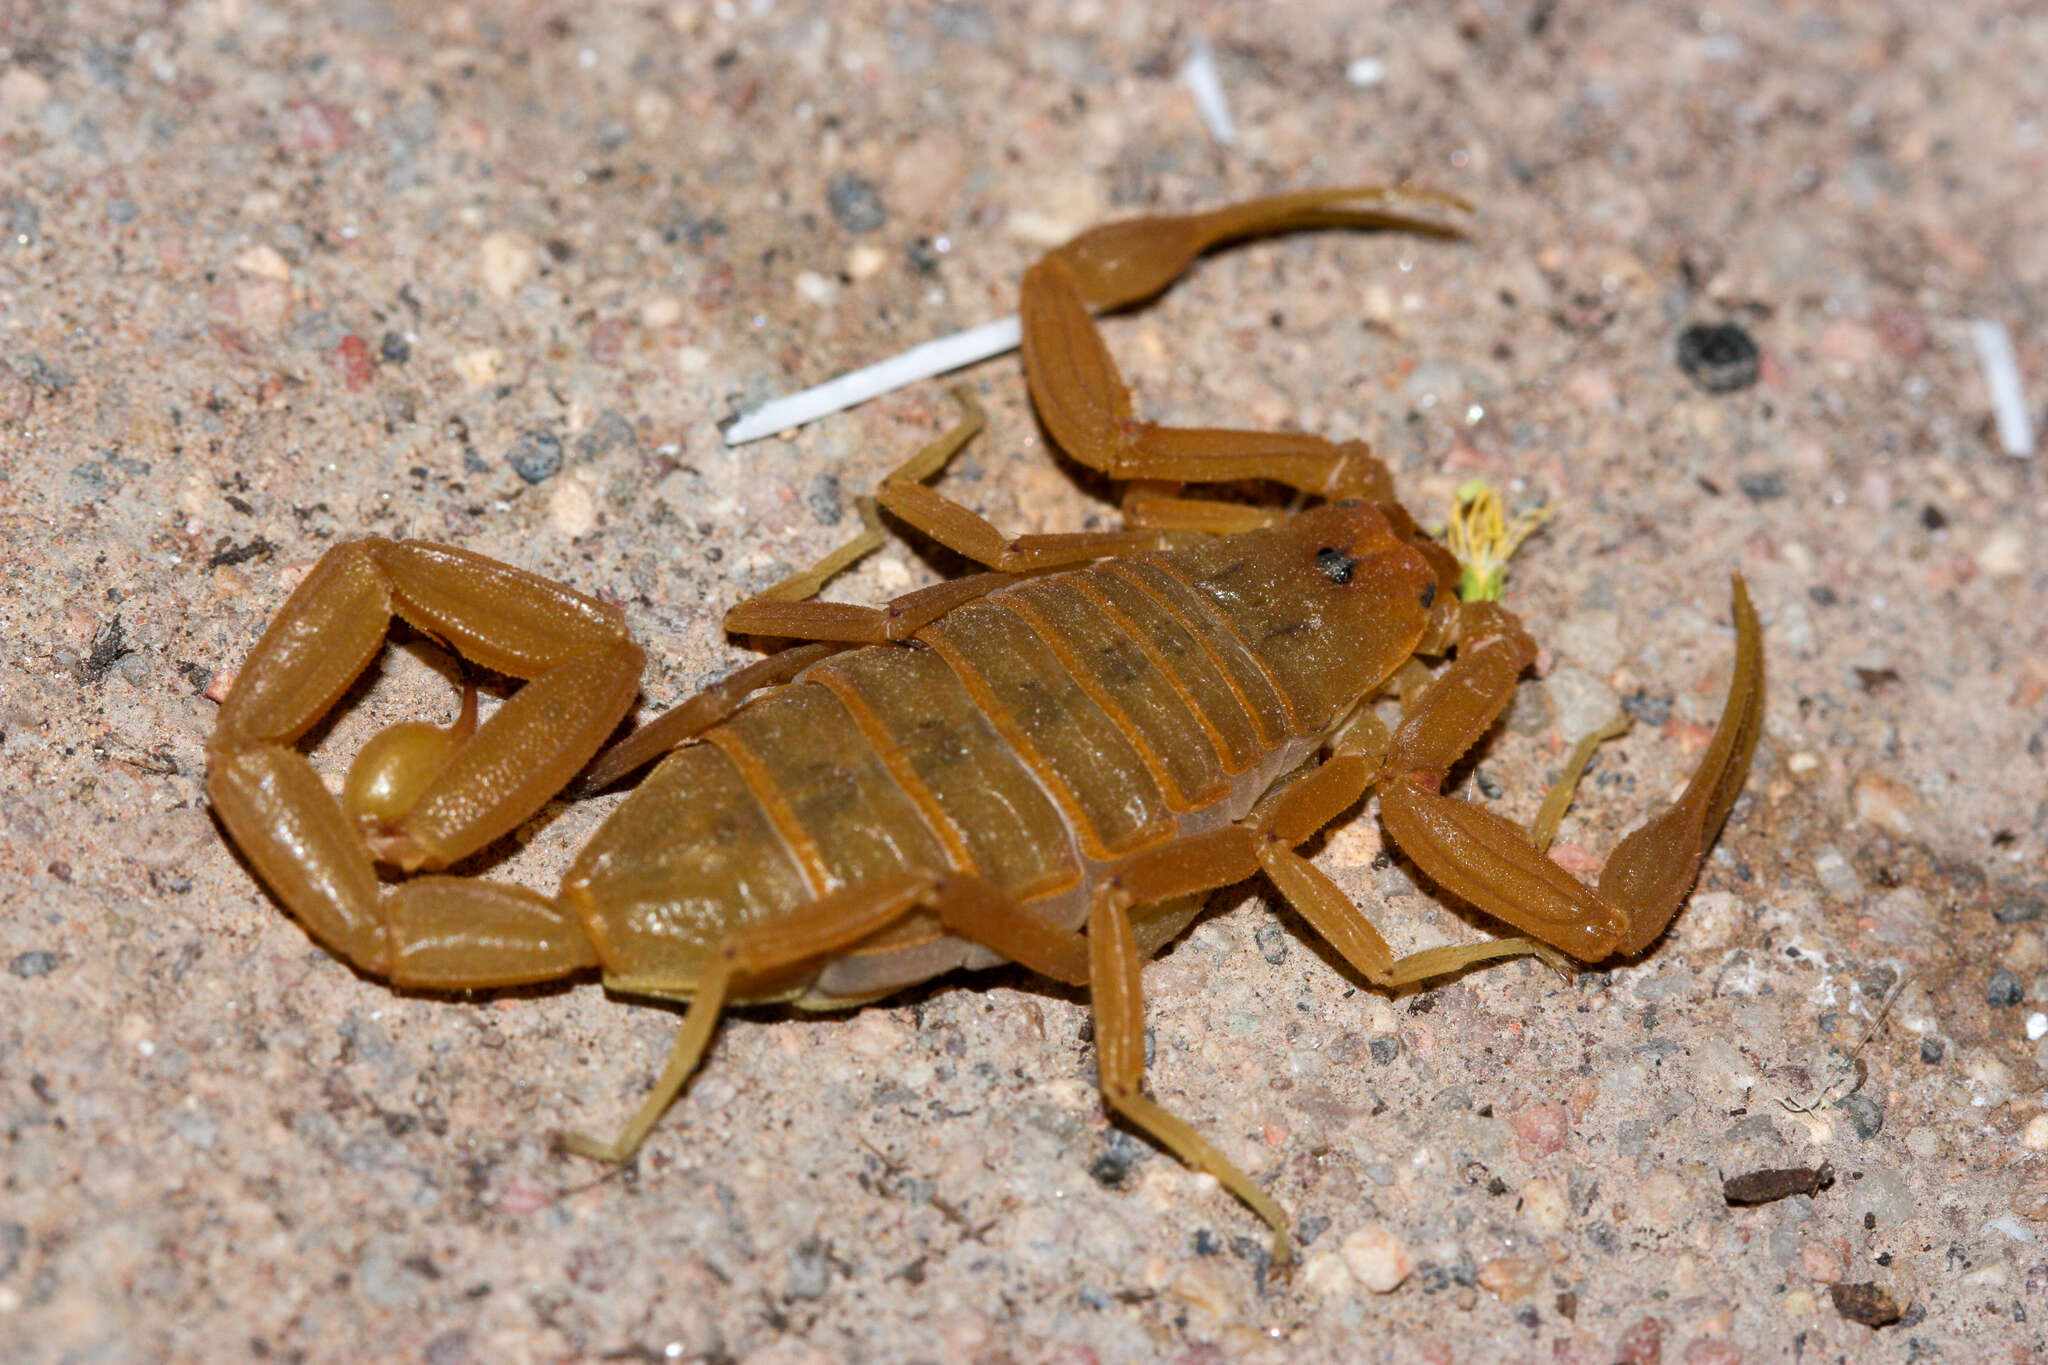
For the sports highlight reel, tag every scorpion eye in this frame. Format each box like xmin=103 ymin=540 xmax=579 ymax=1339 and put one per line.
xmin=1420 ymin=581 xmax=1437 ymax=609
xmin=1315 ymin=546 xmax=1357 ymax=585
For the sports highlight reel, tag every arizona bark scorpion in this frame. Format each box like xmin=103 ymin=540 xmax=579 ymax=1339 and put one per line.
xmin=208 ymin=187 xmax=1764 ymax=1263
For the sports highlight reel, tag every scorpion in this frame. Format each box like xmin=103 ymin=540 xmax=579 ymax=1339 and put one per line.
xmin=207 ymin=187 xmax=1763 ymax=1264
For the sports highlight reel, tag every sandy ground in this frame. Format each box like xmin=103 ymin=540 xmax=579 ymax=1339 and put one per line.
xmin=3 ymin=2 xmax=2046 ymax=1361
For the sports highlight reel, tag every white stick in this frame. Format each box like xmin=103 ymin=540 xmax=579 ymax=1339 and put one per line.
xmin=1969 ymin=317 xmax=2035 ymax=458
xmin=721 ymin=313 xmax=1023 ymax=446
xmin=1180 ymin=36 xmax=1237 ymax=148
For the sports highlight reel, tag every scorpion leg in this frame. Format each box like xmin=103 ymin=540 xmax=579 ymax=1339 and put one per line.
xmin=725 ymin=388 xmax=1160 ymax=644
xmin=858 ymin=384 xmax=1165 ymax=573
xmin=1088 ymin=880 xmax=1295 ymax=1266
xmin=208 ymin=539 xmax=640 ymax=985
xmin=1378 ymin=579 xmax=1764 ymax=962
xmin=1236 ymin=708 xmax=1562 ymax=986
xmin=564 ymin=869 xmax=1093 ymax=1164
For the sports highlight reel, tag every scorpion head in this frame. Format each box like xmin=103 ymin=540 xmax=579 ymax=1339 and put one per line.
xmin=1182 ymin=502 xmax=1439 ymax=735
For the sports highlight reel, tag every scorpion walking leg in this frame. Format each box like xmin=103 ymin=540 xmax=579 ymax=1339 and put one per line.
xmin=1088 ymin=881 xmax=1295 ymax=1266
xmin=563 ymin=870 xmax=1095 ymax=1164
xmin=856 ymin=385 xmax=1167 ymax=575
xmin=1378 ymin=579 xmax=1764 ymax=962
xmin=1238 ymin=708 xmax=1561 ymax=987
xmin=725 ymin=388 xmax=1161 ymax=642
xmin=560 ymin=871 xmax=953 ymax=1164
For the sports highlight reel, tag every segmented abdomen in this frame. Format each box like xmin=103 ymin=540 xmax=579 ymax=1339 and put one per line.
xmin=566 ymin=545 xmax=1325 ymax=978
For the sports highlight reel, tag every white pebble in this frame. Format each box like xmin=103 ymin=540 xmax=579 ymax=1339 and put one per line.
xmin=1340 ymin=1223 xmax=1414 ymax=1293
xmin=640 ymin=295 xmax=683 ymax=328
xmin=1813 ymin=846 xmax=1862 ymax=902
xmin=478 ymin=231 xmax=536 ymax=301
xmin=1346 ymin=57 xmax=1387 ymax=87
xmin=794 ymin=270 xmax=838 ymax=305
xmin=451 ymin=347 xmax=503 ymax=388
xmin=2022 ymin=1115 xmax=2048 ymax=1151
xmin=1521 ymin=1176 xmax=1568 ymax=1233
xmin=2028 ymin=1013 xmax=2048 ymax=1042
xmin=1976 ymin=530 xmax=2028 ymax=579
xmin=233 ymin=244 xmax=292 ymax=281
xmin=846 ymin=244 xmax=887 ymax=281
xmin=548 ymin=479 xmax=596 ymax=538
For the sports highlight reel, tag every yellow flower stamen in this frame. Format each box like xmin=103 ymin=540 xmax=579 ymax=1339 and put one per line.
xmin=1446 ymin=479 xmax=1549 ymax=602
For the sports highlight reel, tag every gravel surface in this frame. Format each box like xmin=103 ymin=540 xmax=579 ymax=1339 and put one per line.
xmin=3 ymin=3 xmax=2045 ymax=1361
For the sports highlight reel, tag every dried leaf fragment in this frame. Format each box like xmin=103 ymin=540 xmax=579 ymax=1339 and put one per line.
xmin=1829 ymin=1282 xmax=1904 ymax=1328
xmin=1722 ymin=1161 xmax=1834 ymax=1206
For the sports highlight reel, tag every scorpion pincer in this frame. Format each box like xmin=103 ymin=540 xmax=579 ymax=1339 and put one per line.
xmin=207 ymin=186 xmax=1764 ymax=1263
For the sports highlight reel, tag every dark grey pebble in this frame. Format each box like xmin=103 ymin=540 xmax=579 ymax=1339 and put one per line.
xmin=827 ymin=173 xmax=886 ymax=234
xmin=9 ymin=950 xmax=57 ymax=978
xmin=1677 ymin=322 xmax=1760 ymax=393
xmin=1987 ymin=969 xmax=2024 ymax=1007
xmin=1836 ymin=1092 xmax=1884 ymax=1140
xmin=505 ymin=430 xmax=563 ymax=484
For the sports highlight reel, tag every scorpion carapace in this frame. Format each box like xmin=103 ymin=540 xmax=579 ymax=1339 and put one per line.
xmin=207 ymin=186 xmax=1765 ymax=1264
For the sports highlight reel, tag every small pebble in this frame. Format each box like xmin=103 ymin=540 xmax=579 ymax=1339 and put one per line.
xmin=234 ymin=244 xmax=291 ymax=281
xmin=548 ymin=479 xmax=595 ymax=537
xmin=1813 ymin=847 xmax=1862 ymax=902
xmin=505 ymin=430 xmax=563 ymax=484
xmin=9 ymin=950 xmax=58 ymax=978
xmin=1340 ymin=1223 xmax=1413 ymax=1293
xmin=1995 ymin=890 xmax=2046 ymax=925
xmin=2029 ymin=1013 xmax=2048 ymax=1042
xmin=477 ymin=231 xmax=536 ymax=301
xmin=1976 ymin=530 xmax=2027 ymax=579
xmin=1988 ymin=969 xmax=2025 ymax=1008
xmin=846 ymin=244 xmax=887 ymax=280
xmin=787 ymin=1237 xmax=830 ymax=1300
xmin=1543 ymin=665 xmax=1620 ymax=744
xmin=1613 ymin=1315 xmax=1667 ymax=1364
xmin=1344 ymin=57 xmax=1386 ymax=87
xmin=2022 ymin=1115 xmax=2048 ymax=1151
xmin=1620 ymin=689 xmax=1672 ymax=726
xmin=1521 ymin=1176 xmax=1568 ymax=1233
xmin=1512 ymin=1101 xmax=1570 ymax=1158
xmin=1477 ymin=1256 xmax=1542 ymax=1302
xmin=1836 ymin=1092 xmax=1884 ymax=1140
xmin=1919 ymin=1038 xmax=1944 ymax=1064
xmin=1677 ymin=322 xmax=1761 ymax=393
xmin=826 ymin=172 xmax=886 ymax=234
xmin=452 ymin=347 xmax=502 ymax=387
xmin=794 ymin=270 xmax=837 ymax=305
xmin=1828 ymin=1282 xmax=1902 ymax=1329
xmin=1255 ymin=920 xmax=1288 ymax=965
xmin=1850 ymin=772 xmax=1921 ymax=836
xmin=2001 ymin=928 xmax=2045 ymax=973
